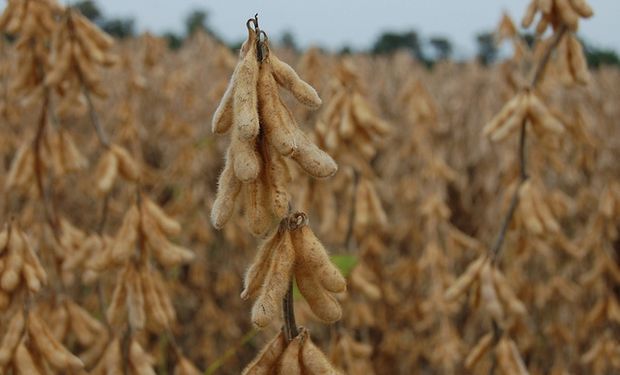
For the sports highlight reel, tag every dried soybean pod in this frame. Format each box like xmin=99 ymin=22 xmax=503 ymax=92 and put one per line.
xmin=126 ymin=266 xmax=146 ymax=330
xmin=242 ymin=331 xmax=286 ymax=375
xmin=480 ymin=263 xmax=504 ymax=322
xmin=151 ymin=272 xmax=176 ymax=323
xmin=143 ymin=197 xmax=181 ymax=236
xmin=492 ymin=268 xmax=527 ymax=316
xmin=270 ymin=53 xmax=322 ymax=109
xmin=291 ymin=130 xmax=338 ymax=178
xmin=265 ymin=146 xmax=290 ymax=218
xmin=444 ymin=256 xmax=486 ymax=301
xmin=339 ymin=99 xmax=355 ymax=139
xmin=5 ymin=144 xmax=34 ymax=189
xmin=241 ymin=231 xmax=281 ymax=300
xmin=45 ymin=41 xmax=72 ymax=86
xmin=568 ymin=35 xmax=590 ymax=84
xmin=232 ymin=131 xmax=260 ymax=183
xmin=66 ymin=301 xmax=104 ymax=346
xmin=244 ymin=178 xmax=272 ymax=237
xmin=258 ymin=61 xmax=298 ymax=157
xmin=556 ymin=0 xmax=580 ymax=30
xmin=295 ymin=265 xmax=342 ymax=322
xmin=106 ymin=275 xmax=127 ymax=328
xmin=28 ymin=312 xmax=84 ymax=370
xmin=234 ymin=27 xmax=260 ymax=140
xmin=111 ymin=145 xmax=140 ymax=181
xmin=128 ymin=340 xmax=156 ymax=375
xmin=301 ymin=335 xmax=342 ymax=375
xmin=465 ymin=332 xmax=494 ymax=370
xmin=95 ymin=150 xmax=118 ymax=194
xmin=174 ymin=356 xmax=202 ymax=375
xmin=507 ymin=339 xmax=529 ymax=375
xmin=14 ymin=341 xmax=43 ymax=375
xmin=211 ymin=151 xmax=242 ymax=229
xmin=21 ymin=232 xmax=46 ymax=284
xmin=483 ymin=95 xmax=522 ymax=137
xmin=0 ymin=311 xmax=25 ymax=366
xmin=366 ymin=181 xmax=388 ymax=227
xmin=278 ymin=333 xmax=303 ymax=375
xmin=519 ymin=181 xmax=544 ymax=234
xmin=1 ymin=228 xmax=24 ymax=292
xmin=142 ymin=214 xmax=194 ymax=267
xmin=212 ymin=81 xmax=235 ymax=134
xmin=351 ymin=93 xmax=390 ymax=136
xmin=526 ymin=93 xmax=564 ymax=133
xmin=142 ymin=272 xmax=169 ymax=329
xmin=291 ymin=225 xmax=346 ymax=293
xmin=570 ymin=0 xmax=593 ymax=18
xmin=491 ymin=94 xmax=527 ymax=142
xmin=251 ymin=231 xmax=295 ymax=328
xmin=521 ymin=0 xmax=537 ymax=28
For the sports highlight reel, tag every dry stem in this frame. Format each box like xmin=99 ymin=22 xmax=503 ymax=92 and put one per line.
xmin=489 ymin=25 xmax=567 ymax=263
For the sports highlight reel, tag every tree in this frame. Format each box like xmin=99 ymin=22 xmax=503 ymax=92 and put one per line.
xmin=429 ymin=36 xmax=452 ymax=60
xmin=164 ymin=32 xmax=183 ymax=50
xmin=73 ymin=0 xmax=101 ymax=22
xmin=476 ymin=32 xmax=498 ymax=65
xmin=579 ymin=38 xmax=620 ymax=69
xmin=185 ymin=9 xmax=209 ymax=36
xmin=372 ymin=30 xmax=425 ymax=61
xmin=280 ymin=30 xmax=297 ymax=51
xmin=101 ymin=18 xmax=135 ymax=39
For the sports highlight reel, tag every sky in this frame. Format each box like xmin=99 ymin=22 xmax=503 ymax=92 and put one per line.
xmin=11 ymin=1 xmax=620 ymax=57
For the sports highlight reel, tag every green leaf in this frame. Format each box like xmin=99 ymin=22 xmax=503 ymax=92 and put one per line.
xmin=330 ymin=254 xmax=358 ymax=277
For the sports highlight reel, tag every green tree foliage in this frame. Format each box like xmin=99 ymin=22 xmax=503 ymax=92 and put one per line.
xmin=476 ymin=31 xmax=498 ymax=65
xmin=372 ymin=30 xmax=425 ymax=61
xmin=429 ymin=36 xmax=452 ymax=60
xmin=185 ymin=9 xmax=210 ymax=36
xmin=280 ymin=30 xmax=298 ymax=51
xmin=580 ymin=39 xmax=620 ymax=68
xmin=73 ymin=0 xmax=101 ymax=22
xmin=101 ymin=18 xmax=135 ymax=39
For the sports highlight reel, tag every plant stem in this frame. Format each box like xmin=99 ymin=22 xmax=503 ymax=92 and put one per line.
xmin=489 ymin=25 xmax=567 ymax=263
xmin=282 ymin=279 xmax=299 ymax=341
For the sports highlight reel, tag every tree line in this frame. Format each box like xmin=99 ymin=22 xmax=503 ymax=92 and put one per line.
xmin=73 ymin=1 xmax=619 ymax=68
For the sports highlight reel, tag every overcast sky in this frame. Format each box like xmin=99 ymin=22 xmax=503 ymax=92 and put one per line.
xmin=15 ymin=1 xmax=620 ymax=56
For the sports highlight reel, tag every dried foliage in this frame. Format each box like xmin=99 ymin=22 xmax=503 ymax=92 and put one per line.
xmin=1 ymin=1 xmax=619 ymax=374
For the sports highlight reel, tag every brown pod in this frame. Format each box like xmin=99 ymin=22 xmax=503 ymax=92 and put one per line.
xmin=567 ymin=35 xmax=590 ymax=84
xmin=111 ymin=144 xmax=141 ymax=182
xmin=94 ymin=150 xmax=118 ymax=194
xmin=264 ymin=145 xmax=291 ymax=219
xmin=278 ymin=333 xmax=303 ymax=374
xmin=233 ymin=28 xmax=260 ymax=140
xmin=251 ymin=231 xmax=295 ymax=328
xmin=291 ymin=226 xmax=346 ymax=294
xmin=444 ymin=256 xmax=486 ymax=301
xmin=0 ymin=310 xmax=25 ymax=366
xmin=242 ymin=331 xmax=286 ymax=375
xmin=241 ymin=231 xmax=281 ymax=300
xmin=211 ymin=151 xmax=242 ymax=229
xmin=290 ymin=130 xmax=338 ymax=179
xmin=232 ymin=130 xmax=261 ymax=183
xmin=301 ymin=335 xmax=342 ymax=375
xmin=244 ymin=178 xmax=273 ymax=237
xmin=174 ymin=356 xmax=203 ymax=375
xmin=14 ymin=341 xmax=43 ymax=375
xmin=556 ymin=0 xmax=580 ymax=30
xmin=270 ymin=53 xmax=322 ymax=109
xmin=258 ymin=61 xmax=299 ymax=157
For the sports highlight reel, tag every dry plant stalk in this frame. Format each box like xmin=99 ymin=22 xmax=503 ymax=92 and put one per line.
xmin=211 ymin=19 xmax=336 ymax=237
xmin=210 ymin=15 xmax=343 ymax=373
